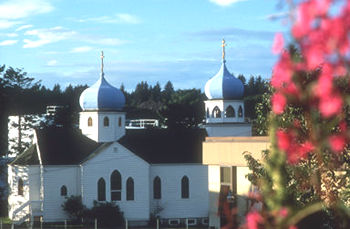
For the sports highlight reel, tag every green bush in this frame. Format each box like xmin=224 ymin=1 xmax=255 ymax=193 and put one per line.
xmin=88 ymin=201 xmax=124 ymax=227
xmin=61 ymin=195 xmax=86 ymax=223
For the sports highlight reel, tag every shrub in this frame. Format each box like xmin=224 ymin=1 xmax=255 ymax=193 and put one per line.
xmin=88 ymin=201 xmax=124 ymax=227
xmin=61 ymin=195 xmax=86 ymax=223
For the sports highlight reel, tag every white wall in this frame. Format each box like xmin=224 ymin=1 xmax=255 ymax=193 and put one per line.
xmin=82 ymin=142 xmax=150 ymax=221
xmin=79 ymin=111 xmax=125 ymax=143
xmin=42 ymin=166 xmax=80 ymax=222
xmin=8 ymin=165 xmax=41 ymax=221
xmin=205 ymin=100 xmax=245 ymax=123
xmin=150 ymin=164 xmax=209 ymax=219
xmin=206 ymin=123 xmax=252 ymax=137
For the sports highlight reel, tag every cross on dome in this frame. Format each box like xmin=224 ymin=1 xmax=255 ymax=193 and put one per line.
xmin=101 ymin=51 xmax=104 ymax=74
xmin=222 ymin=39 xmax=226 ymax=62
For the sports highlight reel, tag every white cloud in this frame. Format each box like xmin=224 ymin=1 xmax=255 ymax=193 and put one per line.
xmin=84 ymin=38 xmax=126 ymax=46
xmin=209 ymin=0 xmax=245 ymax=6
xmin=15 ymin=24 xmax=33 ymax=31
xmin=264 ymin=12 xmax=290 ymax=20
xmin=23 ymin=26 xmax=76 ymax=48
xmin=78 ymin=13 xmax=141 ymax=24
xmin=0 ymin=19 xmax=21 ymax=29
xmin=6 ymin=33 xmax=18 ymax=37
xmin=0 ymin=0 xmax=53 ymax=20
xmin=47 ymin=60 xmax=57 ymax=66
xmin=0 ymin=39 xmax=18 ymax=46
xmin=70 ymin=46 xmax=93 ymax=53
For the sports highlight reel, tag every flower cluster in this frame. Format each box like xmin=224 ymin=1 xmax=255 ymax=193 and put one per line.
xmin=271 ymin=0 xmax=350 ymax=164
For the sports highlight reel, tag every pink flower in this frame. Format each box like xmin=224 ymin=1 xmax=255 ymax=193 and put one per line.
xmin=314 ymin=64 xmax=333 ymax=97
xmin=277 ymin=130 xmax=291 ymax=151
xmin=319 ymin=92 xmax=343 ymax=118
xmin=279 ymin=207 xmax=289 ymax=218
xmin=272 ymin=92 xmax=287 ymax=115
xmin=271 ymin=52 xmax=293 ymax=89
xmin=246 ymin=211 xmax=263 ymax=229
xmin=272 ymin=33 xmax=284 ymax=55
xmin=329 ymin=135 xmax=346 ymax=153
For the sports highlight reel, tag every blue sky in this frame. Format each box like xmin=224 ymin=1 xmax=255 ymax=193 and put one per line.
xmin=0 ymin=0 xmax=289 ymax=91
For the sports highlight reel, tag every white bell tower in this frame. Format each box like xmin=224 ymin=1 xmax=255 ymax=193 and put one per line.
xmin=79 ymin=51 xmax=126 ymax=143
xmin=204 ymin=40 xmax=251 ymax=137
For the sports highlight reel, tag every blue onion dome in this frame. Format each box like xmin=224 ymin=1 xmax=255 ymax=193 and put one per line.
xmin=204 ymin=40 xmax=244 ymax=100
xmin=79 ymin=52 xmax=125 ymax=111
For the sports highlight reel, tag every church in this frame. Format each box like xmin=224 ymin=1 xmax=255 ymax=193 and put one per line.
xmin=7 ymin=41 xmax=269 ymax=227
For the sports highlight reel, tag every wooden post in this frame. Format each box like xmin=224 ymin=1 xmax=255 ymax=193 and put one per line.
xmin=64 ymin=220 xmax=67 ymax=229
xmin=11 ymin=223 xmax=14 ymax=229
xmin=186 ymin=218 xmax=188 ymax=229
xmin=94 ymin=218 xmax=97 ymax=229
xmin=0 ymin=219 xmax=2 ymax=229
xmin=156 ymin=218 xmax=159 ymax=229
xmin=125 ymin=219 xmax=128 ymax=229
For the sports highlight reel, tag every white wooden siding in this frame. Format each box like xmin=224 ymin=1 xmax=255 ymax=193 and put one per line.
xmin=8 ymin=165 xmax=31 ymax=221
xmin=150 ymin=164 xmax=209 ymax=219
xmin=42 ymin=166 xmax=80 ymax=222
xmin=82 ymin=142 xmax=150 ymax=221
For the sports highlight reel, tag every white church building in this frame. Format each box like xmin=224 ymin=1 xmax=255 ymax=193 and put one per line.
xmin=8 ymin=42 xmax=266 ymax=227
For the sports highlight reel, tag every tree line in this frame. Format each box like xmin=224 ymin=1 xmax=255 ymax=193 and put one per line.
xmin=0 ymin=65 xmax=269 ymax=156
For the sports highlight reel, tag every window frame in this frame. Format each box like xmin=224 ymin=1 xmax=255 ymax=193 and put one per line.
xmin=126 ymin=177 xmax=134 ymax=201
xmin=181 ymin=176 xmax=189 ymax=199
xmin=60 ymin=185 xmax=67 ymax=196
xmin=110 ymin=170 xmax=122 ymax=201
xmin=97 ymin=178 xmax=106 ymax=201
xmin=153 ymin=176 xmax=161 ymax=199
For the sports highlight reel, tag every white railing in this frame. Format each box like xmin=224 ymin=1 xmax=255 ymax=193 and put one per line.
xmin=126 ymin=119 xmax=159 ymax=129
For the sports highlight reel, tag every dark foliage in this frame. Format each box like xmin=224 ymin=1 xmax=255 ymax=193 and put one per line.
xmin=86 ymin=201 xmax=125 ymax=227
xmin=61 ymin=195 xmax=86 ymax=223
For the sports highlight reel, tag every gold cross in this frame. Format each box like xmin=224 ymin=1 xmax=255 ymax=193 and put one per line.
xmin=222 ymin=39 xmax=226 ymax=61
xmin=101 ymin=51 xmax=104 ymax=74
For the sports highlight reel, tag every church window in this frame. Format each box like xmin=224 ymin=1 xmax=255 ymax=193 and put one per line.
xmin=110 ymin=170 xmax=122 ymax=201
xmin=60 ymin=185 xmax=67 ymax=196
xmin=225 ymin=106 xmax=235 ymax=118
xmin=206 ymin=108 xmax=210 ymax=118
xmin=181 ymin=176 xmax=189 ymax=199
xmin=153 ymin=176 xmax=161 ymax=199
xmin=97 ymin=178 xmax=106 ymax=201
xmin=18 ymin=178 xmax=23 ymax=196
xmin=238 ymin=106 xmax=243 ymax=117
xmin=88 ymin=117 xmax=93 ymax=126
xmin=103 ymin=117 xmax=109 ymax=126
xmin=118 ymin=117 xmax=122 ymax=127
xmin=220 ymin=167 xmax=231 ymax=184
xmin=212 ymin=106 xmax=221 ymax=118
xmin=126 ymin=177 xmax=134 ymax=201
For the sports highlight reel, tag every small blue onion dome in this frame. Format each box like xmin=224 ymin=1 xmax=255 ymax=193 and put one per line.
xmin=79 ymin=73 xmax=125 ymax=111
xmin=204 ymin=60 xmax=244 ymax=100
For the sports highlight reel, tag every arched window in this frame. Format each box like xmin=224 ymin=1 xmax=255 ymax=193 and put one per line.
xmin=111 ymin=170 xmax=122 ymax=201
xmin=118 ymin=117 xmax=122 ymax=127
xmin=206 ymin=108 xmax=210 ymax=118
xmin=103 ymin=117 xmax=109 ymax=127
xmin=88 ymin=117 xmax=93 ymax=127
xmin=212 ymin=106 xmax=221 ymax=118
xmin=60 ymin=185 xmax=67 ymax=196
xmin=97 ymin=178 xmax=106 ymax=201
xmin=126 ymin=177 xmax=134 ymax=201
xmin=225 ymin=106 xmax=235 ymax=118
xmin=153 ymin=176 xmax=161 ymax=199
xmin=238 ymin=106 xmax=243 ymax=117
xmin=18 ymin=178 xmax=23 ymax=196
xmin=181 ymin=176 xmax=189 ymax=199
